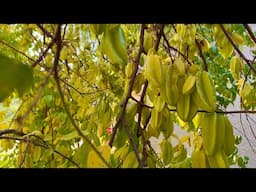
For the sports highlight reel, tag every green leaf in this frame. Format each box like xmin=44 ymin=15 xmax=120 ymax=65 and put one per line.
xmin=101 ymin=25 xmax=128 ymax=66
xmin=59 ymin=131 xmax=78 ymax=141
xmin=0 ymin=53 xmax=33 ymax=101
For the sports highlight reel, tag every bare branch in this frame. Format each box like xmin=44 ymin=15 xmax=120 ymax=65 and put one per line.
xmin=19 ymin=136 xmax=30 ymax=168
xmin=0 ymin=129 xmax=25 ymax=136
xmin=59 ymin=78 xmax=109 ymax=96
xmin=123 ymin=119 xmax=143 ymax=168
xmin=239 ymin=114 xmax=256 ymax=154
xmin=154 ymin=24 xmax=164 ymax=51
xmin=36 ymin=24 xmax=55 ymax=39
xmin=0 ymin=39 xmax=34 ymax=62
xmin=162 ymin=32 xmax=193 ymax=66
xmin=245 ymin=114 xmax=256 ymax=144
xmin=168 ymin=108 xmax=256 ymax=114
xmin=0 ymin=135 xmax=80 ymax=168
xmin=243 ymin=24 xmax=256 ymax=45
xmin=109 ymin=24 xmax=146 ymax=147
xmin=147 ymin=142 xmax=165 ymax=168
xmin=195 ymin=39 xmax=208 ymax=71
xmin=0 ymin=36 xmax=54 ymax=69
xmin=32 ymin=38 xmax=55 ymax=68
xmin=135 ymin=81 xmax=149 ymax=166
xmin=130 ymin=96 xmax=153 ymax=109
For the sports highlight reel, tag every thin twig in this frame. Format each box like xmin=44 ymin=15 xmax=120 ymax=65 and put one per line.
xmin=0 ymin=135 xmax=80 ymax=167
xmin=59 ymin=78 xmax=108 ymax=96
xmin=0 ymin=37 xmax=53 ymax=69
xmin=195 ymin=39 xmax=208 ymax=71
xmin=219 ymin=24 xmax=256 ymax=74
xmin=245 ymin=114 xmax=256 ymax=145
xmin=147 ymin=142 xmax=165 ymax=168
xmin=170 ymin=109 xmax=256 ymax=114
xmin=137 ymin=81 xmax=149 ymax=133
xmin=32 ymin=38 xmax=55 ymax=68
xmin=243 ymin=24 xmax=256 ymax=45
xmin=154 ymin=24 xmax=164 ymax=51
xmin=239 ymin=114 xmax=256 ymax=154
xmin=108 ymin=24 xmax=146 ymax=147
xmin=130 ymin=96 xmax=153 ymax=109
xmin=0 ymin=128 xmax=80 ymax=167
xmin=162 ymin=32 xmax=193 ymax=66
xmin=136 ymin=81 xmax=149 ymax=166
xmin=240 ymin=55 xmax=256 ymax=107
xmin=171 ymin=24 xmax=177 ymax=33
xmin=52 ymin=24 xmax=110 ymax=168
xmin=19 ymin=136 xmax=30 ymax=168
xmin=62 ymin=24 xmax=68 ymax=41
xmin=162 ymin=42 xmax=174 ymax=63
xmin=36 ymin=24 xmax=55 ymax=39
xmin=123 ymin=119 xmax=143 ymax=168
xmin=0 ymin=39 xmax=34 ymax=62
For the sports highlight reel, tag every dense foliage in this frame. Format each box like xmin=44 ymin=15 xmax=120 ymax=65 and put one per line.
xmin=0 ymin=24 xmax=255 ymax=168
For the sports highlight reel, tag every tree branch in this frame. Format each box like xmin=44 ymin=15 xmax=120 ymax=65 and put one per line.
xmin=167 ymin=108 xmax=256 ymax=114
xmin=32 ymin=38 xmax=55 ymax=68
xmin=19 ymin=136 xmax=30 ymax=168
xmin=0 ymin=129 xmax=25 ymax=136
xmin=108 ymin=24 xmax=146 ymax=147
xmin=59 ymin=78 xmax=108 ymax=96
xmin=135 ymin=24 xmax=164 ymax=167
xmin=147 ymin=141 xmax=165 ymax=168
xmin=130 ymin=96 xmax=153 ymax=109
xmin=136 ymin=81 xmax=149 ymax=167
xmin=195 ymin=39 xmax=208 ymax=71
xmin=52 ymin=24 xmax=110 ymax=168
xmin=122 ymin=97 xmax=256 ymax=114
xmin=243 ymin=24 xmax=256 ymax=45
xmin=154 ymin=24 xmax=164 ymax=51
xmin=219 ymin=24 xmax=256 ymax=74
xmin=239 ymin=114 xmax=256 ymax=154
xmin=162 ymin=32 xmax=193 ymax=66
xmin=36 ymin=24 xmax=55 ymax=39
xmin=0 ymin=135 xmax=80 ymax=168
xmin=0 ymin=39 xmax=34 ymax=62
xmin=0 ymin=36 xmax=53 ymax=69
xmin=245 ymin=114 xmax=256 ymax=144
xmin=123 ymin=119 xmax=143 ymax=168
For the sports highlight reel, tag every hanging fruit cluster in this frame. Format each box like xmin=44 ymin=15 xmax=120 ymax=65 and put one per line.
xmin=140 ymin=24 xmax=236 ymax=168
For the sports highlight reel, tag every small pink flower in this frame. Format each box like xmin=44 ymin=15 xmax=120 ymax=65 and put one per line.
xmin=107 ymin=127 xmax=112 ymax=134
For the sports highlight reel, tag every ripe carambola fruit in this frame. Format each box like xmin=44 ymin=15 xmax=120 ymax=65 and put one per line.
xmin=144 ymin=54 xmax=162 ymax=89
xmin=191 ymin=149 xmax=208 ymax=168
xmin=207 ymin=150 xmax=228 ymax=168
xmin=182 ymin=75 xmax=196 ymax=95
xmin=160 ymin=107 xmax=174 ymax=139
xmin=201 ymin=112 xmax=225 ymax=156
xmin=231 ymin=32 xmax=244 ymax=45
xmin=176 ymin=94 xmax=197 ymax=122
xmin=144 ymin=31 xmax=155 ymax=53
xmin=195 ymin=71 xmax=216 ymax=112
xmin=229 ymin=56 xmax=244 ymax=80
xmin=223 ymin=116 xmax=235 ymax=156
xmin=163 ymin=64 xmax=179 ymax=106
